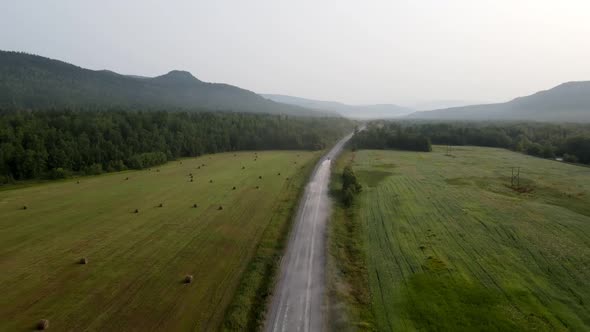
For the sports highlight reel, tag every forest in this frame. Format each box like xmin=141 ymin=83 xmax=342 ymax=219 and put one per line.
xmin=0 ymin=109 xmax=353 ymax=182
xmin=351 ymin=124 xmax=432 ymax=152
xmin=353 ymin=121 xmax=590 ymax=164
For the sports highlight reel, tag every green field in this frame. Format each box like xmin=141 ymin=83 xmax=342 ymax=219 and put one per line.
xmin=0 ymin=150 xmax=318 ymax=331
xmin=331 ymin=146 xmax=590 ymax=331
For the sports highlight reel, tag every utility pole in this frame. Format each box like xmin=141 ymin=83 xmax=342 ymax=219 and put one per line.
xmin=510 ymin=167 xmax=521 ymax=188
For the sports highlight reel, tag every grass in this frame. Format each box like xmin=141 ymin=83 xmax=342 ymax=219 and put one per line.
xmin=332 ymin=146 xmax=590 ymax=331
xmin=327 ymin=152 xmax=376 ymax=331
xmin=0 ymin=150 xmax=318 ymax=331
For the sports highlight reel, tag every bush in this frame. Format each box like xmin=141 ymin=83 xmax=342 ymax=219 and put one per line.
xmin=83 ymin=163 xmax=103 ymax=175
xmin=48 ymin=167 xmax=67 ymax=179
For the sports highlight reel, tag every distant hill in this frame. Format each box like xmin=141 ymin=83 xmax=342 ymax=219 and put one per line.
xmin=408 ymin=82 xmax=590 ymax=122
xmin=0 ymin=51 xmax=328 ymax=116
xmin=261 ymin=94 xmax=413 ymax=119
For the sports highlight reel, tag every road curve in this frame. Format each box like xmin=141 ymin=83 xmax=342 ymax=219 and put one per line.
xmin=265 ymin=133 xmax=354 ymax=332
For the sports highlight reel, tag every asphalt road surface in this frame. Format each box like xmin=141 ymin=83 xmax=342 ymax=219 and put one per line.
xmin=265 ymin=133 xmax=354 ymax=332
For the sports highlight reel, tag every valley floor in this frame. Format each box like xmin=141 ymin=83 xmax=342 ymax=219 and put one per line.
xmin=0 ymin=150 xmax=318 ymax=331
xmin=329 ymin=146 xmax=590 ymax=331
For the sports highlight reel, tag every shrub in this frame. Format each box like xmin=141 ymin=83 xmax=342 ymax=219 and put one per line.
xmin=184 ymin=275 xmax=193 ymax=284
xmin=79 ymin=257 xmax=88 ymax=265
xmin=218 ymin=206 xmax=223 ymax=210
xmin=193 ymin=203 xmax=198 ymax=208
xmin=84 ymin=163 xmax=103 ymax=175
xmin=49 ymin=167 xmax=67 ymax=179
xmin=159 ymin=203 xmax=163 ymax=207
xmin=134 ymin=209 xmax=139 ymax=213
xmin=232 ymin=186 xmax=236 ymax=190
xmin=22 ymin=205 xmax=27 ymax=210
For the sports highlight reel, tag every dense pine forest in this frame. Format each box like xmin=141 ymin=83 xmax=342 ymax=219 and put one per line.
xmin=0 ymin=109 xmax=353 ymax=182
xmin=353 ymin=121 xmax=590 ymax=164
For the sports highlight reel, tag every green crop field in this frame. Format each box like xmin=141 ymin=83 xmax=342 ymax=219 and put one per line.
xmin=0 ymin=150 xmax=318 ymax=331
xmin=332 ymin=146 xmax=590 ymax=331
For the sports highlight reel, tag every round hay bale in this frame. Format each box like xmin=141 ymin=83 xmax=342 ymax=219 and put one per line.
xmin=134 ymin=209 xmax=139 ymax=214
xmin=218 ymin=206 xmax=223 ymax=210
xmin=184 ymin=275 xmax=193 ymax=284
xmin=79 ymin=257 xmax=88 ymax=265
xmin=37 ymin=319 xmax=49 ymax=330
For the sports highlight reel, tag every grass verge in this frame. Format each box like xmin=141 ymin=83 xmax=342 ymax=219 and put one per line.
xmin=222 ymin=152 xmax=321 ymax=331
xmin=326 ymin=151 xmax=376 ymax=331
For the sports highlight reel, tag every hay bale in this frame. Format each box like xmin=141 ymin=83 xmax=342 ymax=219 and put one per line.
xmin=184 ymin=275 xmax=193 ymax=284
xmin=218 ymin=206 xmax=223 ymax=210
xmin=37 ymin=319 xmax=49 ymax=330
xmin=193 ymin=203 xmax=198 ymax=208
xmin=79 ymin=257 xmax=88 ymax=265
xmin=134 ymin=209 xmax=139 ymax=214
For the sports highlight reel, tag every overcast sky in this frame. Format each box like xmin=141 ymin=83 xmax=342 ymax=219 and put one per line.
xmin=1 ymin=0 xmax=589 ymax=105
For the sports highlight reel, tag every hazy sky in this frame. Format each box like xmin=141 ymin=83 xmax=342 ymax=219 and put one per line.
xmin=1 ymin=0 xmax=589 ymax=105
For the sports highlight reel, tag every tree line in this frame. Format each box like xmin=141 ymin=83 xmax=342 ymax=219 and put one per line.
xmin=351 ymin=124 xmax=432 ymax=152
xmin=352 ymin=121 xmax=590 ymax=164
xmin=0 ymin=109 xmax=353 ymax=183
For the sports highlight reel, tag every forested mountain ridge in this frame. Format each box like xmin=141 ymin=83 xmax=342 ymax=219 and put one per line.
xmin=408 ymin=81 xmax=590 ymax=122
xmin=0 ymin=51 xmax=326 ymax=116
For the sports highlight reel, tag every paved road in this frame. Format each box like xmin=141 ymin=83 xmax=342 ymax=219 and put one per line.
xmin=265 ymin=133 xmax=354 ymax=332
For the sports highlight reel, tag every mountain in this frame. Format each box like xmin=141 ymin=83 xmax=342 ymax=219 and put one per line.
xmin=408 ymin=82 xmax=590 ymax=122
xmin=0 ymin=51 xmax=328 ymax=116
xmin=261 ymin=94 xmax=413 ymax=119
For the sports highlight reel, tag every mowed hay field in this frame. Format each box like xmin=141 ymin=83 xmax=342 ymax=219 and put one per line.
xmin=346 ymin=146 xmax=590 ymax=331
xmin=0 ymin=150 xmax=318 ymax=331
